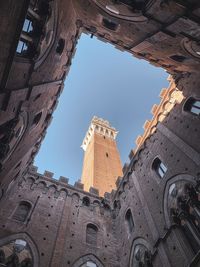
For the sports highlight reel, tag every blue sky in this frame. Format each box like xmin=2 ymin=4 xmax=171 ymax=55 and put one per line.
xmin=34 ymin=33 xmax=168 ymax=184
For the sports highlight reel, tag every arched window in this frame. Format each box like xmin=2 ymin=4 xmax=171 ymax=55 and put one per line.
xmin=117 ymin=0 xmax=149 ymax=10
xmin=102 ymin=18 xmax=119 ymax=31
xmin=152 ymin=157 xmax=167 ymax=178
xmin=86 ymin=224 xmax=98 ymax=246
xmin=131 ymin=243 xmax=153 ymax=267
xmin=56 ymin=38 xmax=65 ymax=55
xmin=170 ymin=54 xmax=187 ymax=62
xmin=125 ymin=209 xmax=134 ymax=234
xmin=13 ymin=201 xmax=31 ymax=222
xmin=0 ymin=238 xmax=33 ymax=267
xmin=83 ymin=196 xmax=90 ymax=206
xmin=32 ymin=111 xmax=42 ymax=127
xmin=167 ymin=180 xmax=200 ymax=254
xmin=72 ymin=254 xmax=104 ymax=267
xmin=184 ymin=97 xmax=200 ymax=116
xmin=80 ymin=262 xmax=97 ymax=267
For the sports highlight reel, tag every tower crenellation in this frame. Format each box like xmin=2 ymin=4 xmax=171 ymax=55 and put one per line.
xmin=81 ymin=116 xmax=118 ymax=151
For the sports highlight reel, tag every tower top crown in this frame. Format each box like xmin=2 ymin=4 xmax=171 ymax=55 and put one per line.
xmin=81 ymin=116 xmax=118 ymax=151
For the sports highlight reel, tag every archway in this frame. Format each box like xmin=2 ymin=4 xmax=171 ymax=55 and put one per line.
xmin=0 ymin=233 xmax=39 ymax=267
xmin=72 ymin=254 xmax=104 ymax=267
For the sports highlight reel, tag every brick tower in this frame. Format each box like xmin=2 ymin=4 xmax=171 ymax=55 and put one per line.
xmin=81 ymin=116 xmax=123 ymax=196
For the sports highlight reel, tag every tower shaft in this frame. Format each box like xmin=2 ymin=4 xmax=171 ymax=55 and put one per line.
xmin=81 ymin=117 xmax=122 ymax=196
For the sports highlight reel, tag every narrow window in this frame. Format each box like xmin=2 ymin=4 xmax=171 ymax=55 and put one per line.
xmin=86 ymin=224 xmax=98 ymax=246
xmin=102 ymin=18 xmax=119 ymax=31
xmin=125 ymin=209 xmax=134 ymax=234
xmin=184 ymin=98 xmax=200 ymax=116
xmin=32 ymin=111 xmax=42 ymax=127
xmin=13 ymin=201 xmax=31 ymax=222
xmin=22 ymin=18 xmax=33 ymax=33
xmin=56 ymin=38 xmax=65 ymax=54
xmin=152 ymin=157 xmax=167 ymax=178
xmin=16 ymin=40 xmax=29 ymax=55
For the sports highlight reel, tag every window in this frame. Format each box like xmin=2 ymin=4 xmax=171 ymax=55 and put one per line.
xmin=32 ymin=111 xmax=42 ymax=127
xmin=13 ymin=201 xmax=31 ymax=222
xmin=56 ymin=38 xmax=65 ymax=55
xmin=16 ymin=1 xmax=50 ymax=58
xmin=0 ymin=239 xmax=33 ymax=267
xmin=102 ymin=18 xmax=119 ymax=31
xmin=167 ymin=180 xmax=200 ymax=254
xmin=22 ymin=18 xmax=33 ymax=33
xmin=80 ymin=262 xmax=97 ymax=267
xmin=125 ymin=209 xmax=134 ymax=234
xmin=152 ymin=157 xmax=167 ymax=178
xmin=131 ymin=243 xmax=153 ymax=267
xmin=16 ymin=15 xmax=37 ymax=57
xmin=170 ymin=55 xmax=186 ymax=62
xmin=86 ymin=224 xmax=98 ymax=246
xmin=16 ymin=40 xmax=29 ymax=55
xmin=83 ymin=196 xmax=90 ymax=206
xmin=117 ymin=0 xmax=148 ymax=10
xmin=184 ymin=98 xmax=200 ymax=115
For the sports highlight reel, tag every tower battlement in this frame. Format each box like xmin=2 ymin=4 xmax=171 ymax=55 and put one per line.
xmin=81 ymin=116 xmax=118 ymax=151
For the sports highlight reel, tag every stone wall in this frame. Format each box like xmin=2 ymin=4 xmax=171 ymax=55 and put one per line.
xmin=0 ymin=165 xmax=119 ymax=267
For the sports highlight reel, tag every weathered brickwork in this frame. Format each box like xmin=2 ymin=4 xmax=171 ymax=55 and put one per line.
xmin=0 ymin=0 xmax=200 ymax=266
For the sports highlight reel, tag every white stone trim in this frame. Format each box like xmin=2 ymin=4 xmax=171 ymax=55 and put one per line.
xmin=81 ymin=116 xmax=118 ymax=151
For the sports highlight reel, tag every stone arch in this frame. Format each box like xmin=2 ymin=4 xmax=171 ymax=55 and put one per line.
xmin=25 ymin=176 xmax=35 ymax=188
xmin=58 ymin=188 xmax=68 ymax=198
xmin=37 ymin=181 xmax=47 ymax=188
xmin=93 ymin=200 xmax=101 ymax=206
xmin=26 ymin=176 xmax=35 ymax=184
xmin=47 ymin=184 xmax=57 ymax=196
xmin=163 ymin=174 xmax=200 ymax=257
xmin=163 ymin=173 xmax=196 ymax=228
xmin=36 ymin=181 xmax=47 ymax=193
xmin=72 ymin=193 xmax=80 ymax=204
xmin=129 ymin=237 xmax=153 ymax=267
xmin=90 ymin=0 xmax=155 ymax=22
xmin=0 ymin=232 xmax=39 ymax=267
xmin=72 ymin=254 xmax=104 ymax=267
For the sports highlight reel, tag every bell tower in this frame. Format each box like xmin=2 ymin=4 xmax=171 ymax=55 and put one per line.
xmin=81 ymin=116 xmax=123 ymax=196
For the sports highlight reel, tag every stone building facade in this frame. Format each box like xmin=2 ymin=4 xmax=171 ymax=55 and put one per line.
xmin=0 ymin=0 xmax=200 ymax=266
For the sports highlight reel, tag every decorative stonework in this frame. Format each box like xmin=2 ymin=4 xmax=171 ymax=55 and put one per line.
xmin=81 ymin=116 xmax=118 ymax=151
